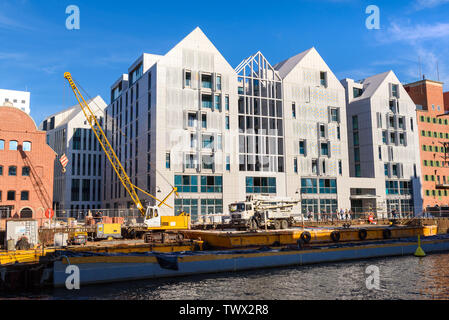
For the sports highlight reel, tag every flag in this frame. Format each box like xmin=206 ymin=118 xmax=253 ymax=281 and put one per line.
xmin=59 ymin=154 xmax=69 ymax=169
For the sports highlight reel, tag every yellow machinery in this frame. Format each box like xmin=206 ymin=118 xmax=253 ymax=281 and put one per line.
xmin=64 ymin=72 xmax=190 ymax=236
xmin=68 ymin=231 xmax=88 ymax=245
xmin=96 ymin=224 xmax=122 ymax=240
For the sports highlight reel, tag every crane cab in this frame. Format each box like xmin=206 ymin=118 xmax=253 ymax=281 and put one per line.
xmin=143 ymin=206 xmax=191 ymax=230
xmin=144 ymin=206 xmax=162 ymax=228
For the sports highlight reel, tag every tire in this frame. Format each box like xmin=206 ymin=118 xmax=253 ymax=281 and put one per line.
xmin=331 ymin=231 xmax=341 ymax=242
xmin=300 ymin=231 xmax=312 ymax=244
xmin=274 ymin=220 xmax=281 ymax=230
xmin=383 ymin=228 xmax=392 ymax=239
xmin=358 ymin=228 xmax=368 ymax=240
xmin=202 ymin=241 xmax=210 ymax=251
xmin=281 ymin=220 xmax=289 ymax=230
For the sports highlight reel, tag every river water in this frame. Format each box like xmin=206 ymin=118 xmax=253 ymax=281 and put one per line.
xmin=7 ymin=252 xmax=449 ymax=300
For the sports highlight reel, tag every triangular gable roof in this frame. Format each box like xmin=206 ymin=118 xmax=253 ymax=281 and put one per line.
xmin=41 ymin=96 xmax=105 ymax=128
xmin=163 ymin=27 xmax=235 ymax=73
xmin=274 ymin=47 xmax=315 ymax=78
xmin=353 ymin=71 xmax=392 ymax=101
xmin=235 ymin=51 xmax=281 ymax=81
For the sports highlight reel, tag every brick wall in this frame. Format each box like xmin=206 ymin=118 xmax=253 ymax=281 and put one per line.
xmin=0 ymin=106 xmax=56 ymax=229
xmin=405 ymin=80 xmax=449 ymax=209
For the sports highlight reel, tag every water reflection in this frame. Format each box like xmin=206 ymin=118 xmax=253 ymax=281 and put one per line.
xmin=4 ymin=253 xmax=449 ymax=300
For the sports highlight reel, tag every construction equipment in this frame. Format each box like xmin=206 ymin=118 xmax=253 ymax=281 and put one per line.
xmin=63 ymin=72 xmax=190 ymax=239
xmin=229 ymin=195 xmax=300 ymax=230
xmin=96 ymin=223 xmax=121 ymax=240
xmin=68 ymin=231 xmax=88 ymax=245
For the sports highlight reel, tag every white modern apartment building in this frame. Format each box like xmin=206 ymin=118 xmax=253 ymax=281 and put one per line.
xmin=274 ymin=48 xmax=351 ymax=215
xmin=341 ymin=71 xmax=423 ymax=216
xmin=103 ymin=27 xmax=354 ymax=220
xmin=39 ymin=96 xmax=107 ymax=215
xmin=0 ymin=89 xmax=30 ymax=114
xmin=104 ymin=28 xmax=238 ymax=221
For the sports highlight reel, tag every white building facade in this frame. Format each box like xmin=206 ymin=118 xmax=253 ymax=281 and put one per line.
xmin=103 ymin=28 xmax=360 ymax=220
xmin=275 ymin=48 xmax=352 ymax=215
xmin=341 ymin=71 xmax=423 ymax=216
xmin=39 ymin=96 xmax=107 ymax=215
xmin=0 ymin=89 xmax=30 ymax=114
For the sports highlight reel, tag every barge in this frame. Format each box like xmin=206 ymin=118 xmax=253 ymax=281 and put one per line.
xmin=1 ymin=223 xmax=449 ymax=289
xmin=52 ymin=233 xmax=449 ymax=287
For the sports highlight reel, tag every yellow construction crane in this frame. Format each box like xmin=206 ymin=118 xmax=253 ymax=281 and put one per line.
xmin=64 ymin=72 xmax=190 ymax=236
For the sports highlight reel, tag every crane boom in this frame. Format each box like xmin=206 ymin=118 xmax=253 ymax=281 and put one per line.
xmin=64 ymin=72 xmax=169 ymax=217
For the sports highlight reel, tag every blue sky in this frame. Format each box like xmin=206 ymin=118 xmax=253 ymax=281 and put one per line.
xmin=1 ymin=0 xmax=449 ymax=125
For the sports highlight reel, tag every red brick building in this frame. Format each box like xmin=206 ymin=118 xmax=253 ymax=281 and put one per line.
xmin=444 ymin=91 xmax=449 ymax=112
xmin=0 ymin=105 xmax=56 ymax=229
xmin=404 ymin=79 xmax=449 ymax=210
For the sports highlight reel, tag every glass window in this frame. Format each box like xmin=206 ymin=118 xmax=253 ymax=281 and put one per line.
xmin=202 ymin=114 xmax=207 ymax=129
xmin=299 ymin=140 xmax=306 ymax=155
xmin=355 ymin=164 xmax=361 ymax=177
xmin=0 ymin=165 xmax=2 ymax=175
xmin=330 ymin=108 xmax=339 ymax=122
xmin=385 ymin=180 xmax=399 ymax=195
xmin=321 ymin=143 xmax=329 ymax=156
xmin=214 ymin=95 xmax=221 ymax=110
xmin=225 ymin=96 xmax=229 ymax=111
xmin=175 ymin=175 xmax=198 ymax=193
xmin=319 ymin=179 xmax=337 ymax=194
xmin=185 ymin=71 xmax=191 ymax=87
xmin=201 ymin=175 xmax=222 ymax=193
xmin=0 ymin=140 xmax=4 ymax=150
xmin=22 ymin=166 xmax=30 ymax=176
xmin=353 ymin=132 xmax=359 ymax=145
xmin=201 ymin=74 xmax=212 ymax=89
xmin=129 ymin=63 xmax=143 ymax=85
xmin=202 ymin=134 xmax=214 ymax=149
xmin=201 ymin=94 xmax=212 ymax=109
xmin=200 ymin=198 xmax=223 ymax=216
xmin=353 ymin=87 xmax=363 ymax=98
xmin=399 ymin=133 xmax=405 ymax=145
xmin=391 ymin=84 xmax=399 ymax=98
xmin=8 ymin=166 xmax=17 ymax=176
xmin=188 ymin=113 xmax=197 ymax=127
xmin=166 ymin=153 xmax=171 ymax=169
xmin=7 ymin=191 xmax=15 ymax=201
xmin=354 ymin=148 xmax=360 ymax=162
xmin=216 ymin=75 xmax=222 ymax=90
xmin=202 ymin=155 xmax=214 ymax=170
xmin=320 ymin=72 xmax=327 ymax=86
xmin=352 ymin=116 xmax=358 ymax=130
xmin=320 ymin=124 xmax=326 ymax=138
xmin=9 ymin=140 xmax=18 ymax=150
xmin=73 ymin=129 xmax=81 ymax=150
xmin=21 ymin=191 xmax=29 ymax=201
xmin=301 ymin=178 xmax=317 ymax=194
xmin=246 ymin=177 xmax=276 ymax=194
xmin=392 ymin=164 xmax=398 ymax=176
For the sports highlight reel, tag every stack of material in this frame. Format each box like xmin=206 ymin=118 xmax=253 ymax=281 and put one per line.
xmin=85 ymin=217 xmax=95 ymax=226
xmin=113 ymin=217 xmax=124 ymax=224
xmin=102 ymin=216 xmax=113 ymax=224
